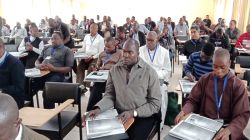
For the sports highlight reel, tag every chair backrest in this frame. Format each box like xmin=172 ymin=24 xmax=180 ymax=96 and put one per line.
xmin=176 ymin=35 xmax=189 ymax=41
xmin=44 ymin=82 xmax=80 ymax=104
xmin=76 ymin=29 xmax=85 ymax=40
xmin=236 ymin=56 xmax=250 ymax=68
xmin=147 ymin=110 xmax=162 ymax=140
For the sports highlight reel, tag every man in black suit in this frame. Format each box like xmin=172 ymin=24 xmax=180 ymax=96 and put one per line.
xmin=130 ymin=21 xmax=146 ymax=46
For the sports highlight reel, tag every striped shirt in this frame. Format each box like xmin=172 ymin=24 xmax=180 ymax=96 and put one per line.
xmin=184 ymin=51 xmax=213 ymax=80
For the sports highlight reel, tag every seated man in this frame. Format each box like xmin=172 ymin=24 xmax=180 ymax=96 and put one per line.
xmin=86 ymin=37 xmax=122 ymax=111
xmin=0 ymin=38 xmax=25 ymax=108
xmin=9 ymin=22 xmax=27 ymax=44
xmin=184 ymin=42 xmax=214 ymax=81
xmin=115 ymin=26 xmax=127 ymax=49
xmin=209 ymin=27 xmax=231 ymax=51
xmin=183 ymin=25 xmax=206 ymax=58
xmin=129 ymin=21 xmax=146 ymax=46
xmin=225 ymin=20 xmax=241 ymax=44
xmin=48 ymin=18 xmax=74 ymax=49
xmin=76 ymin=23 xmax=105 ymax=87
xmin=19 ymin=24 xmax=44 ymax=68
xmin=139 ymin=31 xmax=171 ymax=128
xmin=175 ymin=48 xmax=250 ymax=140
xmin=174 ymin=18 xmax=189 ymax=37
xmin=235 ymin=24 xmax=250 ymax=50
xmin=82 ymin=39 xmax=161 ymax=139
xmin=35 ymin=32 xmax=74 ymax=109
xmin=0 ymin=93 xmax=49 ymax=140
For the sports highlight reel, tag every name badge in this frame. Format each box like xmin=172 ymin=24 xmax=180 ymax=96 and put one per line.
xmin=45 ymin=56 xmax=51 ymax=60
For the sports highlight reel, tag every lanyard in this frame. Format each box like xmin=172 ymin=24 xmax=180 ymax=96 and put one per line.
xmin=51 ymin=45 xmax=64 ymax=56
xmin=147 ymin=45 xmax=158 ymax=63
xmin=0 ymin=52 xmax=9 ymax=67
xmin=213 ymin=75 xmax=228 ymax=118
xmin=90 ymin=35 xmax=97 ymax=47
xmin=190 ymin=39 xmax=197 ymax=46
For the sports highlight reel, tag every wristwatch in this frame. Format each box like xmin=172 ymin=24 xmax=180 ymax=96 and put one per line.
xmin=133 ymin=110 xmax=138 ymax=117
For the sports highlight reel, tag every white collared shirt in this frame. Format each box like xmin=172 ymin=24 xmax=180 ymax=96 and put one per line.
xmin=0 ymin=51 xmax=7 ymax=65
xmin=15 ymin=124 xmax=22 ymax=140
xmin=139 ymin=45 xmax=171 ymax=81
xmin=78 ymin=33 xmax=104 ymax=59
xmin=18 ymin=36 xmax=44 ymax=55
xmin=10 ymin=28 xmax=27 ymax=39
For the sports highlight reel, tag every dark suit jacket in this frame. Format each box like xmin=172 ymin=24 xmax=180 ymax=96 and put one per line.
xmin=130 ymin=31 xmax=146 ymax=46
xmin=21 ymin=125 xmax=49 ymax=140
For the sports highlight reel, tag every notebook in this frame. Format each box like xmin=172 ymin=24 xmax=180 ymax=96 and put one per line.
xmin=86 ymin=109 xmax=134 ymax=139
xmin=169 ymin=114 xmax=223 ymax=140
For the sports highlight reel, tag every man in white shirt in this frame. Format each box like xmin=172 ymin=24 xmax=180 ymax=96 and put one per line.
xmin=174 ymin=18 xmax=189 ymax=37
xmin=0 ymin=93 xmax=49 ymax=140
xmin=76 ymin=23 xmax=105 ymax=85
xmin=139 ymin=31 xmax=171 ymax=128
xmin=19 ymin=25 xmax=44 ymax=68
xmin=10 ymin=22 xmax=27 ymax=43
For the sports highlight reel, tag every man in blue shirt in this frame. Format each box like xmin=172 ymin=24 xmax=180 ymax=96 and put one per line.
xmin=184 ymin=42 xmax=215 ymax=81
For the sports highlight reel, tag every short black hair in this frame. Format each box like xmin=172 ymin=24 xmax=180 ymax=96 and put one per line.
xmin=117 ymin=26 xmax=125 ymax=33
xmin=216 ymin=27 xmax=223 ymax=34
xmin=202 ymin=42 xmax=215 ymax=56
xmin=231 ymin=20 xmax=237 ymax=25
xmin=105 ymin=37 xmax=115 ymax=43
xmin=190 ymin=25 xmax=200 ymax=32
xmin=123 ymin=39 xmax=140 ymax=53
xmin=53 ymin=31 xmax=63 ymax=39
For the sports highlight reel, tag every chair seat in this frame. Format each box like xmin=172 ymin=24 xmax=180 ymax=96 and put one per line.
xmin=33 ymin=111 xmax=78 ymax=139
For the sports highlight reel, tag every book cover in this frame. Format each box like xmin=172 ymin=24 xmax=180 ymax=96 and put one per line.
xmin=86 ymin=109 xmax=126 ymax=139
xmin=169 ymin=114 xmax=223 ymax=140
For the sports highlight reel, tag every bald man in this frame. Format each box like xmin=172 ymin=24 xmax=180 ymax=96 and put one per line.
xmin=139 ymin=31 xmax=171 ymax=128
xmin=83 ymin=39 xmax=161 ymax=140
xmin=0 ymin=93 xmax=49 ymax=140
xmin=175 ymin=48 xmax=250 ymax=140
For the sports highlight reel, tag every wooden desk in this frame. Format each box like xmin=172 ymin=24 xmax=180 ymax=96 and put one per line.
xmin=25 ymin=69 xmax=50 ymax=107
xmin=20 ymin=99 xmax=74 ymax=127
xmin=235 ymin=64 xmax=247 ymax=74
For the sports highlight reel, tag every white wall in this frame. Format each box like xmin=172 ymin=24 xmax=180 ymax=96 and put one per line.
xmin=0 ymin=0 xmax=215 ymax=28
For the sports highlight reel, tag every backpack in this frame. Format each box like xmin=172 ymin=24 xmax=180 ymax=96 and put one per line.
xmin=164 ymin=92 xmax=181 ymax=125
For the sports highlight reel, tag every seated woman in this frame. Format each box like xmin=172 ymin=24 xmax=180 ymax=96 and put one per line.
xmin=87 ymin=37 xmax=122 ymax=111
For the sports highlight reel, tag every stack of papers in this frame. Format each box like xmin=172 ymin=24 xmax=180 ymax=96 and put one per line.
xmin=74 ymin=52 xmax=90 ymax=59
xmin=179 ymin=80 xmax=197 ymax=93
xmin=25 ymin=68 xmax=41 ymax=77
xmin=85 ymin=70 xmax=109 ymax=82
xmin=86 ymin=109 xmax=126 ymax=139
xmin=169 ymin=114 xmax=223 ymax=140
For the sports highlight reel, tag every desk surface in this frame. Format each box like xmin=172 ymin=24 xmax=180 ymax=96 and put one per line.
xmin=235 ymin=64 xmax=247 ymax=74
xmin=20 ymin=99 xmax=74 ymax=127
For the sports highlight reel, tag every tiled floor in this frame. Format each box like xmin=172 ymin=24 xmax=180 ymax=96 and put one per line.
xmin=34 ymin=58 xmax=250 ymax=140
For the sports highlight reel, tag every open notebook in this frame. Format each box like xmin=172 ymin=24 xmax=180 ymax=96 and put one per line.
xmin=85 ymin=70 xmax=109 ymax=82
xmin=179 ymin=80 xmax=197 ymax=94
xmin=169 ymin=114 xmax=223 ymax=140
xmin=86 ymin=109 xmax=134 ymax=139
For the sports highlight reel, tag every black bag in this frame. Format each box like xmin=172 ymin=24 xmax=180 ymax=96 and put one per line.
xmin=164 ymin=92 xmax=181 ymax=125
